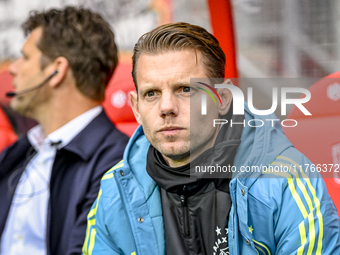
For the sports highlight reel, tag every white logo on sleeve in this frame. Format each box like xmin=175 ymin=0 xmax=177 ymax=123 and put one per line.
xmin=213 ymin=226 xmax=229 ymax=255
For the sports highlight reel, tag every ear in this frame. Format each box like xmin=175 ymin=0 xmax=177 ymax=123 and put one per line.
xmin=46 ymin=56 xmax=69 ymax=88
xmin=217 ymin=79 xmax=233 ymax=115
xmin=129 ymin=91 xmax=143 ymax=125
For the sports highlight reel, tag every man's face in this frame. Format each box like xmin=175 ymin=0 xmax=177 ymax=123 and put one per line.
xmin=9 ymin=27 xmax=51 ymax=117
xmin=131 ymin=50 xmax=221 ymax=167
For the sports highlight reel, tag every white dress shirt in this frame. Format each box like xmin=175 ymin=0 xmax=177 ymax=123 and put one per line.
xmin=0 ymin=106 xmax=102 ymax=255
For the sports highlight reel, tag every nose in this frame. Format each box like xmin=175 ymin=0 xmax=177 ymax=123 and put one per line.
xmin=159 ymin=91 xmax=179 ymax=117
xmin=8 ymin=58 xmax=20 ymax=77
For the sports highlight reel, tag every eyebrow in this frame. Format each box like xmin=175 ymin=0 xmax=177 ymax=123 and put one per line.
xmin=174 ymin=82 xmax=191 ymax=86
xmin=139 ymin=82 xmax=191 ymax=92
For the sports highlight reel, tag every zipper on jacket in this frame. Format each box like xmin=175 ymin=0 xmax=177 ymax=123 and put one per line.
xmin=180 ymin=185 xmax=190 ymax=237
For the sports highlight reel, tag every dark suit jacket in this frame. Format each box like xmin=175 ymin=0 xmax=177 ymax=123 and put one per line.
xmin=0 ymin=110 xmax=129 ymax=255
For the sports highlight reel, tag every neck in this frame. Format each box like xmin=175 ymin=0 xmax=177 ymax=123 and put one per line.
xmin=162 ymin=154 xmax=191 ymax=168
xmin=36 ymin=86 xmax=100 ymax=135
xmin=39 ymin=104 xmax=99 ymax=135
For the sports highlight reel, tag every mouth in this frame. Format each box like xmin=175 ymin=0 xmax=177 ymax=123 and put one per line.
xmin=158 ymin=126 xmax=185 ymax=135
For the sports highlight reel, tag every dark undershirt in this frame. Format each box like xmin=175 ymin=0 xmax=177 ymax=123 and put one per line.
xmin=147 ymin=106 xmax=244 ymax=255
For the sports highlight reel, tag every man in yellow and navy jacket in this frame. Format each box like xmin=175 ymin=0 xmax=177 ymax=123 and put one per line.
xmin=83 ymin=23 xmax=340 ymax=255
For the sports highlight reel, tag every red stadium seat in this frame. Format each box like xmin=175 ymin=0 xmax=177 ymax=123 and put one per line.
xmin=102 ymin=62 xmax=139 ymax=137
xmin=0 ymin=107 xmax=17 ymax=153
xmin=283 ymin=71 xmax=340 ymax=217
xmin=0 ymin=70 xmax=14 ymax=107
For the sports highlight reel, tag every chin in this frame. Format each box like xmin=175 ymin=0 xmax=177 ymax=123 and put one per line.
xmin=158 ymin=144 xmax=190 ymax=159
xmin=10 ymin=101 xmax=20 ymax=113
xmin=11 ymin=103 xmax=29 ymax=117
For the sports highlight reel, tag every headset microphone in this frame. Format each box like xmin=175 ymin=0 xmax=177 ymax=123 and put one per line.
xmin=6 ymin=70 xmax=59 ymax=98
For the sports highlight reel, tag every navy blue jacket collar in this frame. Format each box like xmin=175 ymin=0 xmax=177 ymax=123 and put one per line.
xmin=62 ymin=110 xmax=116 ymax=161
